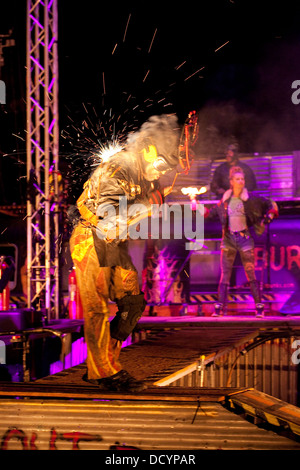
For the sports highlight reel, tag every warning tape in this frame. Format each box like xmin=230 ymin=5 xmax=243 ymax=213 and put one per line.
xmin=227 ymin=391 xmax=300 ymax=437
xmin=10 ymin=295 xmax=27 ymax=305
xmin=190 ymin=293 xmax=277 ymax=303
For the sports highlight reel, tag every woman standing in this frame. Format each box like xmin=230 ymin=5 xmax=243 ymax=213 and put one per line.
xmin=206 ymin=166 xmax=278 ymax=317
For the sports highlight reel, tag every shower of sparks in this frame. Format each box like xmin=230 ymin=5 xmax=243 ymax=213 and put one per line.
xmin=102 ymin=72 xmax=106 ymax=95
xmin=12 ymin=133 xmax=25 ymax=141
xmin=148 ymin=28 xmax=157 ymax=53
xmin=175 ymin=61 xmax=186 ymax=70
xmin=61 ymin=100 xmax=139 ymax=192
xmin=184 ymin=66 xmax=205 ymax=81
xmin=143 ymin=70 xmax=150 ymax=82
xmin=92 ymin=142 xmax=124 ymax=165
xmin=58 ymin=10 xmax=232 ymax=200
xmin=214 ymin=40 xmax=230 ymax=52
xmin=123 ymin=13 xmax=131 ymax=42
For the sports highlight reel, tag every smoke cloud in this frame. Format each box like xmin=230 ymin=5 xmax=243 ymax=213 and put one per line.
xmin=192 ymin=96 xmax=300 ymax=160
xmin=192 ymin=35 xmax=300 ymax=158
xmin=126 ymin=114 xmax=180 ymax=166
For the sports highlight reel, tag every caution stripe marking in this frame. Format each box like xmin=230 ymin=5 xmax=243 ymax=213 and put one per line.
xmin=190 ymin=293 xmax=277 ymax=303
xmin=227 ymin=389 xmax=300 ymax=437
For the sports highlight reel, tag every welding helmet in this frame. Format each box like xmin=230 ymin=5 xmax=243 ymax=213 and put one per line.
xmin=141 ymin=142 xmax=178 ymax=173
xmin=127 ymin=115 xmax=180 ymax=173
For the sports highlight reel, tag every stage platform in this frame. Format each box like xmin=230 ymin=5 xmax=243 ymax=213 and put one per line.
xmin=1 ymin=312 xmax=300 ymax=391
xmin=2 ymin=312 xmax=300 ymax=386
xmin=1 ymin=313 xmax=300 ymax=449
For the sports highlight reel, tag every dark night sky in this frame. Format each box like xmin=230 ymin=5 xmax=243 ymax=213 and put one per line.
xmin=1 ymin=0 xmax=300 ymax=203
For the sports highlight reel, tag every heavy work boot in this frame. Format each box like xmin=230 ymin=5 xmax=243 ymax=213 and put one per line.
xmin=110 ymin=293 xmax=147 ymax=341
xmin=249 ymin=280 xmax=264 ymax=317
xmin=83 ymin=369 xmax=147 ymax=392
xmin=213 ymin=283 xmax=228 ymax=317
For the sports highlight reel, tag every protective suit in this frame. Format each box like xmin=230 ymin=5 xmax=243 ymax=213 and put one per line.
xmin=69 ymin=115 xmax=180 ymax=391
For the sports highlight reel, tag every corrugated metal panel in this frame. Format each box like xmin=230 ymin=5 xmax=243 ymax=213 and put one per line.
xmin=163 ymin=334 xmax=300 ymax=406
xmin=210 ymin=155 xmax=272 ymax=199
xmin=270 ymin=155 xmax=294 ymax=199
xmin=1 ymin=398 xmax=300 ymax=450
xmin=166 ymin=153 xmax=297 ymax=203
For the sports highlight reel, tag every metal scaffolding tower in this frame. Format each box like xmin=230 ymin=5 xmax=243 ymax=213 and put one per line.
xmin=26 ymin=0 xmax=60 ymax=319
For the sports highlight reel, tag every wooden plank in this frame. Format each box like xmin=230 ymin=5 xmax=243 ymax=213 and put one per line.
xmin=0 ymin=382 xmax=245 ymax=402
xmin=227 ymin=388 xmax=300 ymax=430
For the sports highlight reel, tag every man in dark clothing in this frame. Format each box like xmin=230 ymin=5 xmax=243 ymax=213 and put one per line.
xmin=210 ymin=143 xmax=257 ymax=197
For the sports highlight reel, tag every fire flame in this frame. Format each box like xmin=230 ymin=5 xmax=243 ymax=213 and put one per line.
xmin=181 ymin=186 xmax=208 ymax=199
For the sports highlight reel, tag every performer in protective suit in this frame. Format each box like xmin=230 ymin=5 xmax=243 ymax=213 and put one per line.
xmin=69 ymin=115 xmax=180 ymax=392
